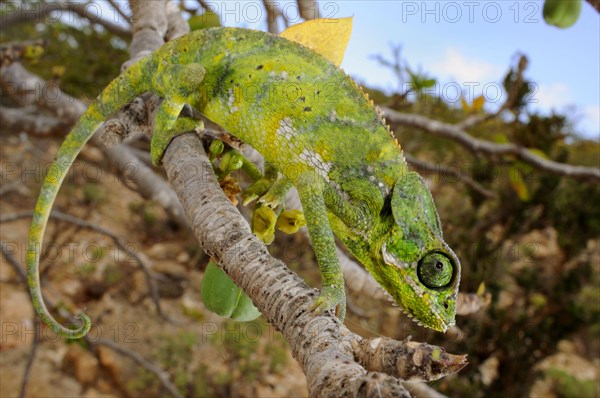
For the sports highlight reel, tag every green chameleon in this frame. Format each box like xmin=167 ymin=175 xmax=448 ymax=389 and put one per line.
xmin=27 ymin=24 xmax=461 ymax=339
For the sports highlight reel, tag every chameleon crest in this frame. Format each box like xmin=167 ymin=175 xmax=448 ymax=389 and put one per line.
xmin=27 ymin=19 xmax=460 ymax=338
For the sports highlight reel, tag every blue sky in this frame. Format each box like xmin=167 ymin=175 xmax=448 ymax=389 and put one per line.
xmin=219 ymin=1 xmax=599 ymax=139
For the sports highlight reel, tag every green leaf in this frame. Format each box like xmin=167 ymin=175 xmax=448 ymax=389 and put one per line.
xmin=421 ymin=78 xmax=437 ymax=89
xmin=200 ymin=262 xmax=261 ymax=321
xmin=509 ymin=165 xmax=530 ymax=201
xmin=543 ymin=0 xmax=582 ymax=28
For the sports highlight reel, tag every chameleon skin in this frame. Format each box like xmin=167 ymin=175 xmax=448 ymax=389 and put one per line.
xmin=27 ymin=27 xmax=460 ymax=337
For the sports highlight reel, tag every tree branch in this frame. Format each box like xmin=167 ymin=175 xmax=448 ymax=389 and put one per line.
xmin=162 ymin=133 xmax=466 ymax=395
xmin=404 ymin=153 xmax=496 ymax=199
xmin=0 ymin=105 xmax=68 ymax=136
xmin=2 ymin=1 xmax=131 ymax=38
xmin=383 ymin=107 xmax=600 ymax=182
xmin=585 ymin=0 xmax=600 ymax=13
xmin=0 ymin=62 xmax=189 ymax=229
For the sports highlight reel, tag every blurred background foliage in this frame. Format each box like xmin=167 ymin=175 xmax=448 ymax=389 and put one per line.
xmin=0 ymin=1 xmax=598 ymax=397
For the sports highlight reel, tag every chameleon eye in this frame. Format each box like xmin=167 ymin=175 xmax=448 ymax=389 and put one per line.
xmin=417 ymin=252 xmax=453 ymax=289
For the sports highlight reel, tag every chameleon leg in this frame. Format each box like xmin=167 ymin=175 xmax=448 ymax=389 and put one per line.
xmin=150 ymin=63 xmax=206 ymax=165
xmin=150 ymin=103 xmax=203 ymax=165
xmin=296 ymin=172 xmax=346 ymax=320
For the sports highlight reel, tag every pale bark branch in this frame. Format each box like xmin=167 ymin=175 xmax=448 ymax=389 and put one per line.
xmin=0 ymin=63 xmax=189 ymax=229
xmin=352 ymin=336 xmax=467 ymax=381
xmin=162 ymin=133 xmax=465 ymax=395
xmin=262 ymin=0 xmax=285 ymax=33
xmin=383 ymin=107 xmax=600 ymax=182
xmin=2 ymin=1 xmax=131 ymax=38
xmin=403 ymin=381 xmax=449 ymax=398
xmin=0 ymin=105 xmax=68 ymax=136
xmin=297 ymin=0 xmax=321 ymax=19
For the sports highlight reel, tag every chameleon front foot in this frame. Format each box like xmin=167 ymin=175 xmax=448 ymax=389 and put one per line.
xmin=242 ymin=178 xmax=271 ymax=205
xmin=258 ymin=177 xmax=293 ymax=208
xmin=311 ymin=285 xmax=347 ymax=321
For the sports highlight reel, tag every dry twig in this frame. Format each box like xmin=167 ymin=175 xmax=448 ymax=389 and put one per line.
xmin=1 ymin=211 xmax=168 ymax=320
xmin=383 ymin=107 xmax=600 ymax=182
xmin=2 ymin=1 xmax=131 ymax=38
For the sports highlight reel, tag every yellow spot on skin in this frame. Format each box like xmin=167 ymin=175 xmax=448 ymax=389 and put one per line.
xmin=366 ymin=150 xmax=379 ymax=162
xmin=315 ymin=141 xmax=332 ymax=162
xmin=213 ymin=53 xmax=224 ymax=63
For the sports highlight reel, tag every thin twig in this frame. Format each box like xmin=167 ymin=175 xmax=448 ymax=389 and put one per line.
xmin=19 ymin=319 xmax=41 ymax=398
xmin=384 ymin=107 xmax=600 ymax=182
xmin=404 ymin=153 xmax=496 ymax=198
xmin=1 ymin=211 xmax=168 ymax=321
xmin=107 ymin=0 xmax=131 ymax=23
xmin=88 ymin=338 xmax=184 ymax=398
xmin=2 ymin=1 xmax=131 ymax=38
xmin=0 ymin=178 xmax=24 ymax=197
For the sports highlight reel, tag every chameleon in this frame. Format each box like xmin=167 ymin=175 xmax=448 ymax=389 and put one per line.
xmin=27 ymin=22 xmax=461 ymax=339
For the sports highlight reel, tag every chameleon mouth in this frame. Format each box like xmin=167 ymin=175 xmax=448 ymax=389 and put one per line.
xmin=381 ymin=286 xmax=450 ymax=332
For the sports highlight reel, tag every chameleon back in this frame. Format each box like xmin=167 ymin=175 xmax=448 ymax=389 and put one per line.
xmin=173 ymin=28 xmax=407 ymax=199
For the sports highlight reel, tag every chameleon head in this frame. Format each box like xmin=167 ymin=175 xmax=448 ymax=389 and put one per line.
xmin=375 ymin=171 xmax=460 ymax=332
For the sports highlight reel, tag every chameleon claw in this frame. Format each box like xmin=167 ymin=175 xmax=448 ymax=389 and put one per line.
xmin=242 ymin=178 xmax=271 ymax=206
xmin=257 ymin=177 xmax=293 ymax=209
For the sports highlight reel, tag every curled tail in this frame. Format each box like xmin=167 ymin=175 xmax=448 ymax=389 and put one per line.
xmin=26 ymin=66 xmax=148 ymax=339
